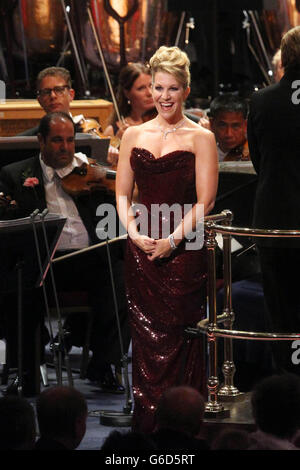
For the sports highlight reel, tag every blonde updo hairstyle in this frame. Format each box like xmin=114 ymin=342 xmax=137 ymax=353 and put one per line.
xmin=149 ymin=46 xmax=191 ymax=90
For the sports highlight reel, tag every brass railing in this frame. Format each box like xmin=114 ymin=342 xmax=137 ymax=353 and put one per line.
xmin=189 ymin=210 xmax=300 ymax=417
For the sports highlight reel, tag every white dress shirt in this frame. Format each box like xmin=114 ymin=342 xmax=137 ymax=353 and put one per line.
xmin=217 ymin=145 xmax=227 ymax=162
xmin=40 ymin=152 xmax=90 ymax=251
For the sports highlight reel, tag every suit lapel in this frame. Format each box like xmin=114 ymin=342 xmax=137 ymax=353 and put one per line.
xmin=31 ymin=156 xmax=46 ymax=207
xmin=20 ymin=156 xmax=47 ymax=212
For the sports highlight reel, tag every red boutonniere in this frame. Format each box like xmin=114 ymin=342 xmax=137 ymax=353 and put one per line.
xmin=22 ymin=172 xmax=40 ymax=201
xmin=23 ymin=177 xmax=39 ymax=188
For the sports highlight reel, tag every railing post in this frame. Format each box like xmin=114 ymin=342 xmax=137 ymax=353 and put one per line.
xmin=204 ymin=221 xmax=230 ymax=417
xmin=218 ymin=210 xmax=244 ymax=401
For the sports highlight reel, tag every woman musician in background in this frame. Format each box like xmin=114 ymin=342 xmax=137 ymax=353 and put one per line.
xmin=104 ymin=62 xmax=156 ymax=143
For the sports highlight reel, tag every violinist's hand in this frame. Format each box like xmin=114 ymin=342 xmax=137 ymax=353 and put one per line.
xmin=116 ymin=120 xmax=130 ymax=139
xmin=107 ymin=145 xmax=119 ymax=166
xmin=147 ymin=238 xmax=173 ymax=261
xmin=0 ymin=192 xmax=18 ymax=219
xmin=198 ymin=117 xmax=211 ymax=130
xmin=132 ymin=234 xmax=157 ymax=255
xmin=0 ymin=192 xmax=17 ymax=209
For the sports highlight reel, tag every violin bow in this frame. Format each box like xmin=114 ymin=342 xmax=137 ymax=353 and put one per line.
xmin=52 ymin=234 xmax=128 ymax=264
xmin=60 ymin=0 xmax=90 ymax=94
xmin=86 ymin=1 xmax=122 ymax=123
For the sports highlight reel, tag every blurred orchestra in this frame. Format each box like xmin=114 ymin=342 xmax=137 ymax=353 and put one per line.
xmin=0 ymin=0 xmax=298 ymax=99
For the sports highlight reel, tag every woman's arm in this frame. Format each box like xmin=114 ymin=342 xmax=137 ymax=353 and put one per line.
xmin=104 ymin=120 xmax=130 ymax=139
xmin=173 ymin=128 xmax=218 ymax=240
xmin=116 ymin=127 xmax=156 ymax=254
xmin=194 ymin=128 xmax=219 ymax=215
xmin=103 ymin=124 xmax=114 ymax=137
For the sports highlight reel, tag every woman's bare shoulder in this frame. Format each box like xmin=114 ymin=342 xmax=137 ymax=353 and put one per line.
xmin=186 ymin=118 xmax=213 ymax=136
xmin=183 ymin=121 xmax=215 ymax=152
xmin=120 ymin=125 xmax=141 ymax=148
xmin=122 ymin=121 xmax=150 ymax=139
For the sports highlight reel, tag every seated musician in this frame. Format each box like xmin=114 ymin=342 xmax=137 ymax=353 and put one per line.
xmin=272 ymin=49 xmax=284 ymax=83
xmin=207 ymin=93 xmax=250 ymax=162
xmin=103 ymin=62 xmax=155 ymax=141
xmin=0 ymin=112 xmax=130 ymax=396
xmin=18 ymin=66 xmax=118 ymax=165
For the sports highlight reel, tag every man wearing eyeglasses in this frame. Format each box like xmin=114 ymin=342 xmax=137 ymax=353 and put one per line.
xmin=20 ymin=67 xmax=80 ymax=134
xmin=36 ymin=70 xmax=74 ymax=114
xmin=19 ymin=67 xmax=118 ymax=166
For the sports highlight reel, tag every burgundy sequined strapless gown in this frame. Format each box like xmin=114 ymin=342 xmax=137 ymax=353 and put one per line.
xmin=126 ymin=148 xmax=207 ymax=433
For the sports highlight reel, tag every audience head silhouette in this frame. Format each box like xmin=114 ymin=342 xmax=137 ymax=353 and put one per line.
xmin=155 ymin=385 xmax=205 ymax=436
xmin=211 ymin=427 xmax=251 ymax=450
xmin=0 ymin=395 xmax=36 ymax=450
xmin=35 ymin=386 xmax=88 ymax=450
xmin=251 ymin=373 xmax=300 ymax=441
xmin=101 ymin=430 xmax=157 ymax=451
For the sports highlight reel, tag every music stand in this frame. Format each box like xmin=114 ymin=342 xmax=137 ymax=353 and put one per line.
xmin=0 ymin=213 xmax=66 ymax=396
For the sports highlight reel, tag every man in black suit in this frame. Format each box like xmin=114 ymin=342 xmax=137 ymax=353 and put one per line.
xmin=0 ymin=112 xmax=129 ymax=395
xmin=247 ymin=26 xmax=300 ymax=374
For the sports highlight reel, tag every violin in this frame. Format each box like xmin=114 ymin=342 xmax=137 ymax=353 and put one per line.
xmin=0 ymin=192 xmax=19 ymax=218
xmin=0 ymin=192 xmax=18 ymax=209
xmin=61 ymin=158 xmax=116 ymax=197
xmin=77 ymin=117 xmax=121 ymax=149
xmin=223 ymin=140 xmax=250 ymax=162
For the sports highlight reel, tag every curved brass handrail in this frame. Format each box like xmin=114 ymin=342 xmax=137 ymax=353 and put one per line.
xmin=201 ymin=211 xmax=300 ymax=415
xmin=196 ymin=318 xmax=300 ymax=341
xmin=207 ymin=223 xmax=300 ymax=238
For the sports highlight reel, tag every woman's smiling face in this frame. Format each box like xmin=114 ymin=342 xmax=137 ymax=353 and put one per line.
xmin=152 ymin=71 xmax=190 ymax=122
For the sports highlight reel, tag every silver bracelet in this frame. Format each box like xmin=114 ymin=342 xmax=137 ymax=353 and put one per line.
xmin=168 ymin=234 xmax=177 ymax=250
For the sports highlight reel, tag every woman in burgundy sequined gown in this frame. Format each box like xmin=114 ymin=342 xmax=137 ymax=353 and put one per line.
xmin=116 ymin=46 xmax=218 ymax=433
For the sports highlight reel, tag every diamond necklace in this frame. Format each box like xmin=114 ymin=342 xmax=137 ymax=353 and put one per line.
xmin=157 ymin=118 xmax=186 ymax=140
